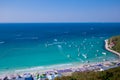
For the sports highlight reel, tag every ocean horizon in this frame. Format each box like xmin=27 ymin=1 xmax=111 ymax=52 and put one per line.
xmin=0 ymin=23 xmax=120 ymax=74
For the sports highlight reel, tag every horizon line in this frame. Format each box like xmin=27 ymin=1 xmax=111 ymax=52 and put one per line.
xmin=0 ymin=22 xmax=120 ymax=24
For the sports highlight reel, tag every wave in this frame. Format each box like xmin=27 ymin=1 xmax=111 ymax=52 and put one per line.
xmin=15 ymin=66 xmax=45 ymax=72
xmin=0 ymin=58 xmax=118 ymax=75
xmin=16 ymin=37 xmax=38 ymax=40
xmin=47 ymin=42 xmax=66 ymax=46
xmin=76 ymin=58 xmax=84 ymax=62
xmin=11 ymin=63 xmax=73 ymax=73
xmin=0 ymin=41 xmax=5 ymax=44
xmin=82 ymin=54 xmax=88 ymax=59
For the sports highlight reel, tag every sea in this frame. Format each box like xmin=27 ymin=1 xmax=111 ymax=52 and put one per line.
xmin=0 ymin=23 xmax=120 ymax=74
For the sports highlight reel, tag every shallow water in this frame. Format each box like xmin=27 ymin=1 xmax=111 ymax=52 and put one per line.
xmin=0 ymin=23 xmax=120 ymax=73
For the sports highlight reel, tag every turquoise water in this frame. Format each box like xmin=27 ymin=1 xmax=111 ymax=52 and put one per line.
xmin=0 ymin=23 xmax=120 ymax=73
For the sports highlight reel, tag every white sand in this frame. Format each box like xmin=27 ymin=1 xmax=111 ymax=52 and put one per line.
xmin=0 ymin=39 xmax=120 ymax=78
xmin=1 ymin=59 xmax=120 ymax=78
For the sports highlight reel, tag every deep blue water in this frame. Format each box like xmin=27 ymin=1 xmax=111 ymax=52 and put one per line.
xmin=0 ymin=23 xmax=120 ymax=73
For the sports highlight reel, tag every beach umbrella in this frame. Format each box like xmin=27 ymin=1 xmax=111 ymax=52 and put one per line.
xmin=117 ymin=63 xmax=120 ymax=66
xmin=24 ymin=74 xmax=33 ymax=80
xmin=16 ymin=78 xmax=25 ymax=80
xmin=95 ymin=64 xmax=103 ymax=67
xmin=3 ymin=76 xmax=9 ymax=80
xmin=46 ymin=74 xmax=52 ymax=80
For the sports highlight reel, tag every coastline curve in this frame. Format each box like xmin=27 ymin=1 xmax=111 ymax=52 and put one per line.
xmin=105 ymin=39 xmax=120 ymax=58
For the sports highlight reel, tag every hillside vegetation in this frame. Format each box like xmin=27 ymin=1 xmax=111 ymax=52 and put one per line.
xmin=55 ymin=66 xmax=120 ymax=80
xmin=109 ymin=35 xmax=120 ymax=53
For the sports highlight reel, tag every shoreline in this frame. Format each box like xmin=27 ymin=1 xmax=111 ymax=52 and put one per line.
xmin=0 ymin=59 xmax=120 ymax=78
xmin=105 ymin=39 xmax=120 ymax=57
xmin=0 ymin=61 xmax=101 ymax=77
xmin=0 ymin=39 xmax=120 ymax=79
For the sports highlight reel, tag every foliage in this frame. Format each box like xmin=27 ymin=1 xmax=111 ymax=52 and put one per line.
xmin=54 ymin=67 xmax=120 ymax=80
xmin=109 ymin=35 xmax=120 ymax=53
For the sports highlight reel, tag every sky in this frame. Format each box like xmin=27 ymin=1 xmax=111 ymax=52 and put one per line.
xmin=0 ymin=0 xmax=120 ymax=23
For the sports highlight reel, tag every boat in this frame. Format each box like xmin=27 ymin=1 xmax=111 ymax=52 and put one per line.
xmin=102 ymin=52 xmax=106 ymax=55
xmin=82 ymin=54 xmax=87 ymax=59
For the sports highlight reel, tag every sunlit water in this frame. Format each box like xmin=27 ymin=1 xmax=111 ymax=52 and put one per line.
xmin=0 ymin=23 xmax=120 ymax=73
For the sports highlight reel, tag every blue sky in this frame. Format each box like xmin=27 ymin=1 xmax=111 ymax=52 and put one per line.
xmin=0 ymin=0 xmax=120 ymax=22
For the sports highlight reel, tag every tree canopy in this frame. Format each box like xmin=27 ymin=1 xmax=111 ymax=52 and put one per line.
xmin=109 ymin=35 xmax=120 ymax=53
xmin=55 ymin=66 xmax=120 ymax=80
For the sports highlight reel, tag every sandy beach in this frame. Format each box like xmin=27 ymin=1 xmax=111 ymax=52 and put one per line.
xmin=0 ymin=59 xmax=120 ymax=79
xmin=0 ymin=39 xmax=120 ymax=79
